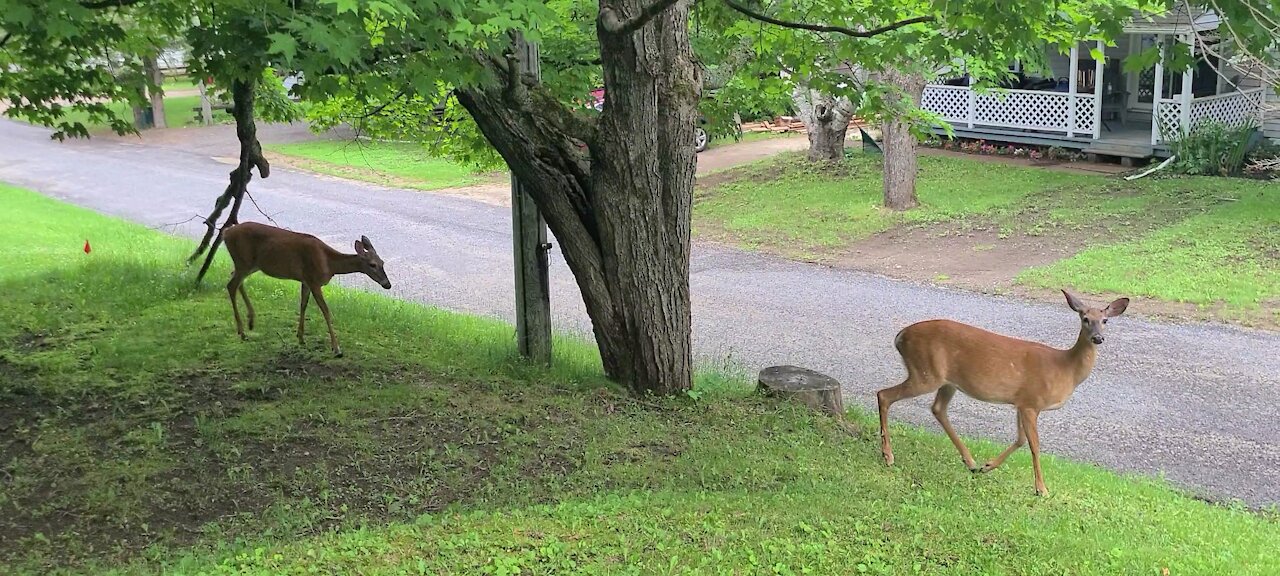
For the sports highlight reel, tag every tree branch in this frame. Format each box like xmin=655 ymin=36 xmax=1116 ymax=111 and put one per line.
xmin=80 ymin=0 xmax=146 ymax=8
xmin=600 ymin=0 xmax=684 ymax=35
xmin=723 ymin=0 xmax=934 ymax=38
xmin=357 ymin=90 xmax=407 ymax=119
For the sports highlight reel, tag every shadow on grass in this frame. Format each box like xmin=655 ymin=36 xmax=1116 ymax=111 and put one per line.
xmin=0 ymin=257 xmax=760 ymax=572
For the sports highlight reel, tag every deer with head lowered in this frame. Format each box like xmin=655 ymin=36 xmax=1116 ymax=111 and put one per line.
xmin=877 ymin=290 xmax=1129 ymax=496
xmin=223 ymin=222 xmax=392 ymax=357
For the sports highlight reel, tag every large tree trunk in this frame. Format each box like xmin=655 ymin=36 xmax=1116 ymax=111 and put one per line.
xmin=457 ymin=0 xmax=699 ymax=395
xmin=792 ymin=85 xmax=854 ymax=162
xmin=878 ymin=68 xmax=927 ymax=211
xmin=144 ymin=55 xmax=167 ymax=129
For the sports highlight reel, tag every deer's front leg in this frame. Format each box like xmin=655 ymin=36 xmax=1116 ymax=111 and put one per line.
xmin=1019 ymin=407 xmax=1047 ymax=496
xmin=309 ymin=285 xmax=341 ymax=357
xmin=297 ymin=283 xmax=311 ymax=344
xmin=978 ymin=415 xmax=1026 ymax=474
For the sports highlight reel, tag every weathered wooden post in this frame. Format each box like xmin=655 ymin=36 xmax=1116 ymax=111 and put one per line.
xmin=511 ymin=32 xmax=553 ymax=364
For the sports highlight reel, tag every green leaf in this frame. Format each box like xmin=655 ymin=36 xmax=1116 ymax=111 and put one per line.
xmin=268 ymin=33 xmax=299 ymax=62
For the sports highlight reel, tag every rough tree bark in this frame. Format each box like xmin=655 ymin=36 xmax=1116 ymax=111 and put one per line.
xmin=792 ymin=84 xmax=854 ymax=162
xmin=145 ymin=55 xmax=166 ymax=129
xmin=877 ymin=68 xmax=927 ymax=211
xmin=456 ymin=0 xmax=699 ymax=395
xmin=189 ymin=77 xmax=270 ymax=281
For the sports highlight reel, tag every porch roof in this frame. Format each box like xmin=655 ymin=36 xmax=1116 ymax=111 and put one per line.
xmin=1123 ymin=6 xmax=1220 ymax=34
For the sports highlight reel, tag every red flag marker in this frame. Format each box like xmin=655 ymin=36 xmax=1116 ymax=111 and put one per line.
xmin=84 ymin=240 xmax=91 ymax=254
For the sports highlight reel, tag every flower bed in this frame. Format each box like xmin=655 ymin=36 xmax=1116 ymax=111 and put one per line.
xmin=923 ymin=137 xmax=1090 ymax=163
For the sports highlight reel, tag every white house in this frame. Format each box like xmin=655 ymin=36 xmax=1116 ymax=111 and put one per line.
xmin=920 ymin=7 xmax=1275 ymax=160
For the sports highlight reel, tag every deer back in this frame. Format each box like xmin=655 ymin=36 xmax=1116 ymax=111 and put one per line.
xmin=896 ymin=319 xmax=1085 ymax=407
xmin=224 ymin=223 xmax=335 ymax=285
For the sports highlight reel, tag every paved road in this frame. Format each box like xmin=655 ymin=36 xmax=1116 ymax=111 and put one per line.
xmin=2 ymin=119 xmax=1278 ymax=506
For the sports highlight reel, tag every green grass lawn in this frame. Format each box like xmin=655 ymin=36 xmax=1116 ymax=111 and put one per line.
xmin=696 ymin=152 xmax=1280 ymax=320
xmin=1018 ymin=183 xmax=1280 ymax=313
xmin=163 ymin=74 xmax=200 ymax=92
xmin=695 ymin=151 xmax=1096 ymax=252
xmin=3 ymin=182 xmax=1280 ymax=574
xmin=269 ymin=140 xmax=502 ymax=191
xmin=52 ymin=94 xmax=227 ymax=132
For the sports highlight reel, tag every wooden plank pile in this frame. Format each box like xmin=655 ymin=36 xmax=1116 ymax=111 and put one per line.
xmin=739 ymin=116 xmax=869 ymax=134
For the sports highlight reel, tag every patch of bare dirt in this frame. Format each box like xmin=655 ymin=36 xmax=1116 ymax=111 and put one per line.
xmin=833 ymin=226 xmax=1084 ymax=292
xmin=696 ymin=134 xmax=809 ymax=175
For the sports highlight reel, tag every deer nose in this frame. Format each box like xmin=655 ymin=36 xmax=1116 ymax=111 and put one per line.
xmin=1091 ymin=335 xmax=1104 ymax=344
xmin=382 ymin=281 xmax=392 ymax=290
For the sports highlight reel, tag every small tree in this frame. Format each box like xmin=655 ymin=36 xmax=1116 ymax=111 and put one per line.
xmin=874 ymin=65 xmax=927 ymax=210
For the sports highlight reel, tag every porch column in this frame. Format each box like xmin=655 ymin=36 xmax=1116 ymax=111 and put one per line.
xmin=1151 ymin=34 xmax=1166 ymax=145
xmin=1067 ymin=42 xmax=1079 ymax=137
xmin=1093 ymin=40 xmax=1104 ymax=139
xmin=966 ymin=73 xmax=976 ymax=128
xmin=1179 ymin=33 xmax=1194 ymax=133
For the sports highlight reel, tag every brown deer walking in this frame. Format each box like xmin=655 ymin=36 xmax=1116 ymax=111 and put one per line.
xmin=877 ymin=290 xmax=1129 ymax=496
xmin=223 ymin=222 xmax=392 ymax=357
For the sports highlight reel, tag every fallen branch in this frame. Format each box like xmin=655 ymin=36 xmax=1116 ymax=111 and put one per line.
xmin=1124 ymin=155 xmax=1177 ymax=181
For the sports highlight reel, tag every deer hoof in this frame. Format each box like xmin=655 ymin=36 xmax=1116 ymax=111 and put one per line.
xmin=237 ymin=332 xmax=248 ymax=342
xmin=1035 ymin=486 xmax=1048 ymax=497
xmin=977 ymin=462 xmax=997 ymax=474
xmin=333 ymin=348 xmax=344 ymax=358
xmin=882 ymin=452 xmax=894 ymax=467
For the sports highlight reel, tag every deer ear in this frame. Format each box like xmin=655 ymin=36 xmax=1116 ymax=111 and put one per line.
xmin=354 ymin=240 xmax=366 ymax=255
xmin=1062 ymin=289 xmax=1085 ymax=313
xmin=360 ymin=235 xmax=374 ymax=251
xmin=1104 ymin=298 xmax=1130 ymax=317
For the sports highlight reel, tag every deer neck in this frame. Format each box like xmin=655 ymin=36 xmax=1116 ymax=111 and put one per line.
xmin=327 ymin=250 xmax=364 ymax=276
xmin=1061 ymin=325 xmax=1099 ymax=386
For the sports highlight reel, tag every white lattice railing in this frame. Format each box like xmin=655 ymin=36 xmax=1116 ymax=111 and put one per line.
xmin=1153 ymin=88 xmax=1264 ymax=145
xmin=1154 ymin=98 xmax=1183 ymax=144
xmin=1190 ymin=88 xmax=1264 ymax=129
xmin=921 ymin=85 xmax=1098 ymax=137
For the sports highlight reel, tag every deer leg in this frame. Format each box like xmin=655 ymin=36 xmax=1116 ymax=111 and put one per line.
xmin=877 ymin=375 xmax=941 ymax=467
xmin=931 ymin=385 xmax=977 ymax=471
xmin=297 ymin=283 xmax=310 ymax=345
xmin=1019 ymin=407 xmax=1048 ymax=496
xmin=227 ymin=273 xmax=247 ymax=341
xmin=309 ymin=285 xmax=341 ymax=357
xmin=978 ymin=415 xmax=1027 ymax=473
xmin=238 ymin=283 xmax=255 ymax=331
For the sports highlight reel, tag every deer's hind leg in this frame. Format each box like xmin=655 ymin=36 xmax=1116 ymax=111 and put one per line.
xmin=227 ymin=271 xmax=249 ymax=340
xmin=877 ymin=370 xmax=944 ymax=467
xmin=931 ymin=385 xmax=978 ymax=471
xmin=238 ymin=282 xmax=255 ymax=331
xmin=297 ymin=283 xmax=311 ymax=345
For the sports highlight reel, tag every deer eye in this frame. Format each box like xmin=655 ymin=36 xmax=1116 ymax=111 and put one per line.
xmin=1102 ymin=318 xmax=1108 ymax=324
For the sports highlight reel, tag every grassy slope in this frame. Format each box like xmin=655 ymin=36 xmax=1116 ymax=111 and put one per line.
xmin=1018 ymin=183 xmax=1280 ymax=312
xmin=268 ymin=140 xmax=500 ymax=191
xmin=695 ymin=152 xmax=1280 ymax=315
xmin=694 ymin=152 xmax=1095 ymax=254
xmin=2 ymin=183 xmax=1278 ymax=575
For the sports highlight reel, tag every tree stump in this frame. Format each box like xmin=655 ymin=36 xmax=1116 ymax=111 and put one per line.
xmin=757 ymin=365 xmax=845 ymax=417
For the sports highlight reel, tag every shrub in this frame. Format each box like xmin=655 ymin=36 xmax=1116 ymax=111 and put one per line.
xmin=1166 ymin=120 xmax=1259 ymax=176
